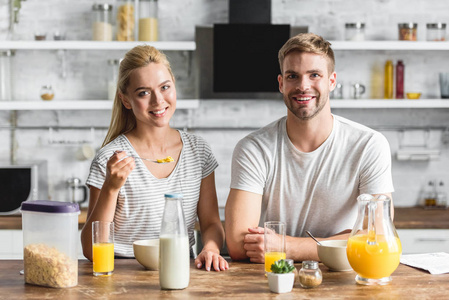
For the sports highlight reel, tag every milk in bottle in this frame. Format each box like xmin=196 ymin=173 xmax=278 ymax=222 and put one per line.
xmin=159 ymin=193 xmax=190 ymax=289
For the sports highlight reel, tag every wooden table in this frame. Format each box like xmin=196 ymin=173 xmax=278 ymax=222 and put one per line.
xmin=1 ymin=259 xmax=447 ymax=299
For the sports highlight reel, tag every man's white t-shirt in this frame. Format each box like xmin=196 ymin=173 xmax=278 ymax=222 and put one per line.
xmin=230 ymin=115 xmax=394 ymax=238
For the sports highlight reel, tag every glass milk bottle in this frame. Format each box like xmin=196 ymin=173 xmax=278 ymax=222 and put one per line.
xmin=159 ymin=193 xmax=190 ymax=290
xmin=138 ymin=0 xmax=158 ymax=41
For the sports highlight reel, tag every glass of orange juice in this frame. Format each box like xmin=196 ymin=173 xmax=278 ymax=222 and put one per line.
xmin=92 ymin=221 xmax=114 ymax=276
xmin=264 ymin=221 xmax=286 ymax=273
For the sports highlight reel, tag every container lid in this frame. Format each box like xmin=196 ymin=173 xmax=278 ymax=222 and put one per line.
xmin=345 ymin=22 xmax=365 ymax=29
xmin=165 ymin=193 xmax=183 ymax=199
xmin=302 ymin=260 xmax=319 ymax=269
xmin=427 ymin=23 xmax=446 ymax=29
xmin=92 ymin=3 xmax=113 ymax=11
xmin=398 ymin=23 xmax=417 ymax=29
xmin=21 ymin=200 xmax=80 ymax=213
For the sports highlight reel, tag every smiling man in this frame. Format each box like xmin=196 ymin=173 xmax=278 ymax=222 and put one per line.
xmin=225 ymin=33 xmax=394 ymax=262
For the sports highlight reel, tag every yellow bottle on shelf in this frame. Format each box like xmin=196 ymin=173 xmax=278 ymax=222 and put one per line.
xmin=384 ymin=60 xmax=394 ymax=99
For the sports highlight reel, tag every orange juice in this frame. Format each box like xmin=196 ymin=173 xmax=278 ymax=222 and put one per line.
xmin=347 ymin=234 xmax=402 ymax=279
xmin=264 ymin=252 xmax=286 ymax=272
xmin=93 ymin=242 xmax=114 ymax=275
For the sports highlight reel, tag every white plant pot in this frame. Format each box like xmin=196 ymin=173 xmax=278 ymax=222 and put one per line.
xmin=267 ymin=272 xmax=295 ymax=294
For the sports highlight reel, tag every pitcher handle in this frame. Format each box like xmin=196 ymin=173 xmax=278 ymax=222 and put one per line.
xmin=367 ymin=200 xmax=377 ymax=245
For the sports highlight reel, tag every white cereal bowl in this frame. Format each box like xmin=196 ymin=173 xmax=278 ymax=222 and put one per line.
xmin=317 ymin=240 xmax=352 ymax=272
xmin=133 ymin=239 xmax=159 ymax=270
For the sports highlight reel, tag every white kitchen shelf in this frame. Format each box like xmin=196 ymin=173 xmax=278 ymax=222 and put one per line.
xmin=330 ymin=99 xmax=449 ymax=108
xmin=1 ymin=99 xmax=447 ymax=110
xmin=0 ymin=41 xmax=196 ymax=51
xmin=2 ymin=40 xmax=448 ymax=51
xmin=329 ymin=41 xmax=449 ymax=51
xmin=0 ymin=100 xmax=199 ymax=110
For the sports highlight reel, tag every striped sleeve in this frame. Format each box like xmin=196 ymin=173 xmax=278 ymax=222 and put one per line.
xmin=201 ymin=139 xmax=218 ymax=179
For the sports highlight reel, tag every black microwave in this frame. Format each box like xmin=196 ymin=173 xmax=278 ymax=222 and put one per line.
xmin=0 ymin=161 xmax=48 ymax=215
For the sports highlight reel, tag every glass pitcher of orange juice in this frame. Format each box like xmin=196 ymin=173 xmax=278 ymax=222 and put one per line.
xmin=346 ymin=194 xmax=402 ymax=285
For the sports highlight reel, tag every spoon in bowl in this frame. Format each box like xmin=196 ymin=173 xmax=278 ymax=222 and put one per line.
xmin=306 ymin=230 xmax=322 ymax=246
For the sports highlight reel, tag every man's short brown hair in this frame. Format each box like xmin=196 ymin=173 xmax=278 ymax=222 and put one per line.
xmin=278 ymin=33 xmax=335 ymax=74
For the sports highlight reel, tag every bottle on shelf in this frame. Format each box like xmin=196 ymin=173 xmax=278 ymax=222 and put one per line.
xmin=138 ymin=0 xmax=158 ymax=41
xmin=395 ymin=60 xmax=404 ymax=99
xmin=436 ymin=181 xmax=448 ymax=208
xmin=424 ymin=180 xmax=437 ymax=208
xmin=384 ymin=60 xmax=394 ymax=99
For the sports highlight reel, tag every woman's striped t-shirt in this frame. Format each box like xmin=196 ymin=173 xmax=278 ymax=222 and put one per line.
xmin=86 ymin=131 xmax=218 ymax=257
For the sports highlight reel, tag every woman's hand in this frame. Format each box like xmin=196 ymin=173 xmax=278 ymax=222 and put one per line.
xmin=104 ymin=150 xmax=135 ymax=191
xmin=195 ymin=248 xmax=229 ymax=272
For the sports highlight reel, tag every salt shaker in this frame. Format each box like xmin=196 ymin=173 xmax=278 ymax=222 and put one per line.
xmin=298 ymin=260 xmax=322 ymax=288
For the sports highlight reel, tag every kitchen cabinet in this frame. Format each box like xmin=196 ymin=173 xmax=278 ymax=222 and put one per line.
xmin=0 ymin=229 xmax=22 ymax=259
xmin=397 ymin=229 xmax=449 ymax=254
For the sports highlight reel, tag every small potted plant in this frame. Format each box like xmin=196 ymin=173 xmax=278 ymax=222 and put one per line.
xmin=267 ymin=259 xmax=296 ymax=293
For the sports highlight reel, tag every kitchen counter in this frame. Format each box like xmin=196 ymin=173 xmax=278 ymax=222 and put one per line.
xmin=1 ymin=206 xmax=448 ymax=230
xmin=393 ymin=206 xmax=449 ymax=229
xmin=0 ymin=208 xmax=88 ymax=230
xmin=1 ymin=259 xmax=447 ymax=299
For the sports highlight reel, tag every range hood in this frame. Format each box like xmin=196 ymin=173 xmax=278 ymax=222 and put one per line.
xmin=195 ymin=0 xmax=307 ymax=99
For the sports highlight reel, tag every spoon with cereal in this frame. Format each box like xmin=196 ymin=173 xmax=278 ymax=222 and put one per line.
xmin=134 ymin=156 xmax=175 ymax=164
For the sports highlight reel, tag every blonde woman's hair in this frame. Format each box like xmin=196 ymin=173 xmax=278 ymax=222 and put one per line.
xmin=278 ymin=33 xmax=335 ymax=75
xmin=102 ymin=45 xmax=175 ymax=147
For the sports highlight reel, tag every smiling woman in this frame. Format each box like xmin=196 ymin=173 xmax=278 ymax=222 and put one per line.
xmin=80 ymin=45 xmax=229 ymax=273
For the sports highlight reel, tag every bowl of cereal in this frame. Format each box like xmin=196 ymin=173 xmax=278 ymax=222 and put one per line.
xmin=133 ymin=239 xmax=159 ymax=270
xmin=317 ymin=240 xmax=352 ymax=272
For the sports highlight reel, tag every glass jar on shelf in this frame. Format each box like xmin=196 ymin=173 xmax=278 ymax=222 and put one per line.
xmin=398 ymin=23 xmax=417 ymax=41
xmin=40 ymin=85 xmax=54 ymax=101
xmin=0 ymin=50 xmax=13 ymax=101
xmin=108 ymin=59 xmax=119 ymax=101
xmin=345 ymin=22 xmax=365 ymax=41
xmin=117 ymin=0 xmax=135 ymax=41
xmin=138 ymin=0 xmax=158 ymax=41
xmin=426 ymin=23 xmax=446 ymax=41
xmin=92 ymin=3 xmax=113 ymax=41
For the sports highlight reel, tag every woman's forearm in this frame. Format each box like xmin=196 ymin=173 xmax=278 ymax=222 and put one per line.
xmin=81 ymin=186 xmax=119 ymax=261
xmin=200 ymin=221 xmax=225 ymax=253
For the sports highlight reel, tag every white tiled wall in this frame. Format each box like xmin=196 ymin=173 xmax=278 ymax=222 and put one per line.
xmin=0 ymin=0 xmax=448 ymax=209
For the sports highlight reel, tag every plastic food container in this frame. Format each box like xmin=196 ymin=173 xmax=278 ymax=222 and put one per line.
xmin=398 ymin=23 xmax=417 ymax=41
xmin=426 ymin=23 xmax=446 ymax=41
xmin=21 ymin=200 xmax=80 ymax=288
